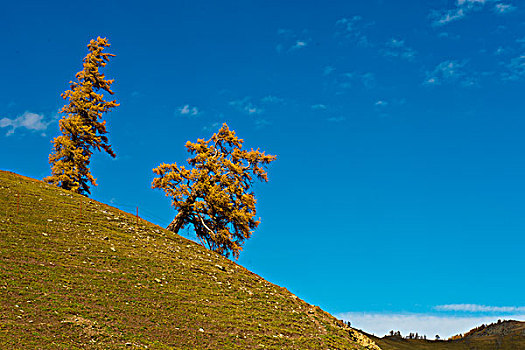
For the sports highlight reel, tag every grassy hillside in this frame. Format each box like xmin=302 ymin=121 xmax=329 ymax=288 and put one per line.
xmin=371 ymin=321 xmax=525 ymax=350
xmin=0 ymin=170 xmax=380 ymax=350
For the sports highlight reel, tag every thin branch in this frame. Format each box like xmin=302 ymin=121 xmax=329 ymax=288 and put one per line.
xmin=196 ymin=212 xmax=214 ymax=234
xmin=196 ymin=234 xmax=206 ymax=248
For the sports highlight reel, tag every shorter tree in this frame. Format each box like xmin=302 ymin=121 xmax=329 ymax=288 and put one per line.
xmin=152 ymin=123 xmax=276 ymax=259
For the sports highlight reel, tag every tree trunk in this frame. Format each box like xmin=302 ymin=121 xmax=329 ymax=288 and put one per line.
xmin=167 ymin=211 xmax=185 ymax=234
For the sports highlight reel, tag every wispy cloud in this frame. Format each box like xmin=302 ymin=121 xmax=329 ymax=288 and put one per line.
xmin=430 ymin=0 xmax=511 ymax=26
xmin=178 ymin=104 xmax=200 ymax=116
xmin=431 ymin=7 xmax=466 ymax=26
xmin=261 ymin=95 xmax=284 ymax=104
xmin=202 ymin=121 xmax=220 ymax=132
xmin=277 ymin=28 xmax=294 ymax=37
xmin=323 ymin=66 xmax=336 ymax=76
xmin=424 ymin=60 xmax=477 ymax=86
xmin=501 ymin=54 xmax=525 ymax=81
xmin=0 ymin=111 xmax=51 ymax=136
xmin=311 ymin=104 xmax=327 ymax=110
xmin=436 ymin=304 xmax=525 ymax=313
xmin=494 ymin=46 xmax=510 ymax=56
xmin=255 ymin=119 xmax=271 ymax=128
xmin=438 ymin=32 xmax=461 ymax=40
xmin=229 ymin=98 xmax=263 ymax=115
xmin=338 ymin=312 xmax=525 ymax=339
xmin=335 ymin=16 xmax=373 ymax=46
xmin=374 ymin=98 xmax=406 ymax=116
xmin=327 ymin=116 xmax=346 ymax=122
xmin=494 ymin=3 xmax=516 ymax=13
xmin=334 ymin=73 xmax=353 ymax=91
xmin=276 ymin=29 xmax=309 ymax=53
xmin=361 ymin=72 xmax=376 ymax=89
xmin=374 ymin=100 xmax=392 ymax=117
xmin=330 ymin=71 xmax=376 ymax=93
xmin=291 ymin=40 xmax=308 ymax=50
xmin=381 ymin=38 xmax=416 ymax=61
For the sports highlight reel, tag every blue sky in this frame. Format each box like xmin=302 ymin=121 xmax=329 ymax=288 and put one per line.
xmin=1 ymin=0 xmax=524 ymax=338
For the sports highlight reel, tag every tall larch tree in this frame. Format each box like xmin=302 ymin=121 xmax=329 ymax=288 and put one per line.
xmin=152 ymin=123 xmax=276 ymax=259
xmin=44 ymin=37 xmax=118 ymax=195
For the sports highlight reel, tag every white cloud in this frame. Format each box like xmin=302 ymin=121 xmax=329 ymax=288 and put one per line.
xmin=430 ymin=0 xmax=508 ymax=26
xmin=338 ymin=312 xmax=525 ymax=338
xmin=436 ymin=304 xmax=525 ymax=313
xmin=431 ymin=8 xmax=466 ymax=26
xmin=494 ymin=3 xmax=516 ymax=13
xmin=375 ymin=100 xmax=388 ymax=107
xmin=255 ymin=119 xmax=271 ymax=128
xmin=324 ymin=66 xmax=336 ymax=75
xmin=277 ymin=28 xmax=294 ymax=38
xmin=276 ymin=29 xmax=310 ymax=53
xmin=0 ymin=111 xmax=50 ymax=136
xmin=335 ymin=16 xmax=372 ymax=46
xmin=458 ymin=0 xmax=489 ymax=7
xmin=229 ymin=98 xmax=262 ymax=115
xmin=438 ymin=32 xmax=461 ymax=40
xmin=261 ymin=95 xmax=284 ymax=104
xmin=327 ymin=116 xmax=346 ymax=122
xmin=381 ymin=38 xmax=416 ymax=61
xmin=332 ymin=72 xmax=375 ymax=92
xmin=178 ymin=104 xmax=200 ymax=116
xmin=502 ymin=54 xmax=525 ymax=80
xmin=494 ymin=46 xmax=509 ymax=55
xmin=424 ymin=60 xmax=477 ymax=86
xmin=291 ymin=40 xmax=307 ymax=50
xmin=202 ymin=122 xmax=220 ymax=132
xmin=311 ymin=104 xmax=327 ymax=110
xmin=361 ymin=72 xmax=376 ymax=89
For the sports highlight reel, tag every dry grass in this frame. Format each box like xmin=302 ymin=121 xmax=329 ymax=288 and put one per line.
xmin=0 ymin=170 xmax=379 ymax=350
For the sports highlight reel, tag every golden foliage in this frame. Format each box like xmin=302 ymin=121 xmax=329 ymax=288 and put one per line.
xmin=449 ymin=334 xmax=463 ymax=340
xmin=152 ymin=123 xmax=276 ymax=259
xmin=44 ymin=37 xmax=118 ymax=195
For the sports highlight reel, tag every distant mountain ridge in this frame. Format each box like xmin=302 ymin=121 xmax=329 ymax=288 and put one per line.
xmin=462 ymin=320 xmax=525 ymax=338
xmin=370 ymin=320 xmax=525 ymax=350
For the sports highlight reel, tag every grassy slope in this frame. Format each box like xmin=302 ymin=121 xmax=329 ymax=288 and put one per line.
xmin=0 ymin=170 xmax=380 ymax=350
xmin=370 ymin=321 xmax=525 ymax=350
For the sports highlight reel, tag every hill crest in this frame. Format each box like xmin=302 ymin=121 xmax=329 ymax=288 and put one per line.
xmin=462 ymin=320 xmax=525 ymax=339
xmin=0 ymin=170 xmax=380 ymax=349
